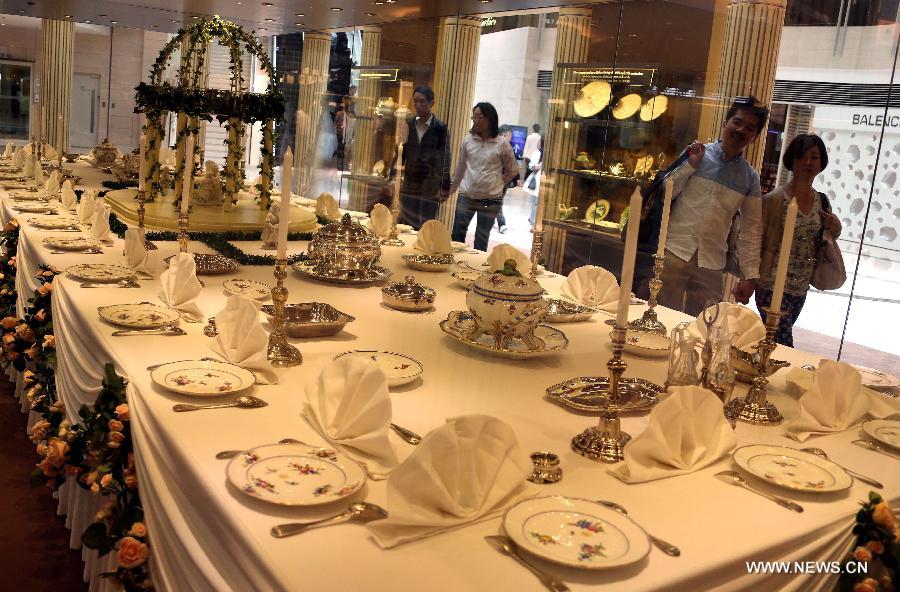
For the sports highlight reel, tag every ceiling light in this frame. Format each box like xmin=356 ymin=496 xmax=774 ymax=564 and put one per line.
xmin=386 ymin=0 xmax=396 ymax=3
xmin=84 ymin=19 xmax=92 ymax=23
xmin=365 ymin=12 xmax=375 ymax=16
xmin=64 ymin=15 xmax=73 ymax=18
xmin=295 ymin=22 xmax=304 ymax=26
xmin=110 ymin=20 xmax=118 ymax=24
xmin=265 ymin=18 xmax=276 ymax=22
xmin=191 ymin=15 xmax=201 ymax=19
xmin=295 ymin=13 xmax=304 ymax=16
xmin=374 ymin=1 xmax=384 ymax=4
xmin=259 ymin=27 xmax=268 ymax=31
xmin=262 ymin=2 xmax=274 ymax=5
xmin=479 ymin=0 xmax=492 ymax=3
xmin=171 ymin=19 xmax=178 ymax=23
xmin=331 ymin=7 xmax=343 ymax=11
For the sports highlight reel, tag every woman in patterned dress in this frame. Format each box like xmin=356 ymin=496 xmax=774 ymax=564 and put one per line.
xmin=734 ymin=134 xmax=842 ymax=346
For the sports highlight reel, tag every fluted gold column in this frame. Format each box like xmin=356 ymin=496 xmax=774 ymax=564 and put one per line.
xmin=540 ymin=7 xmax=591 ymax=272
xmin=697 ymin=0 xmax=730 ymax=144
xmin=348 ymin=25 xmax=382 ymax=211
xmin=39 ymin=19 xmax=75 ymax=153
xmin=295 ymin=32 xmax=331 ymax=197
xmin=706 ymin=0 xmax=787 ymax=170
xmin=432 ymin=16 xmax=481 ymax=228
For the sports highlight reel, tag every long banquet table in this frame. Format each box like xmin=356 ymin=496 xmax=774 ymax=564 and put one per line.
xmin=2 ymin=169 xmax=898 ymax=592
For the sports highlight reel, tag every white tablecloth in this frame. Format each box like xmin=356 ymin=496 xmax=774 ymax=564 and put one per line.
xmin=2 ymin=182 xmax=898 ymax=592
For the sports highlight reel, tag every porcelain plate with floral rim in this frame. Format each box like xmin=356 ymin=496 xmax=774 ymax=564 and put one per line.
xmin=66 ymin=263 xmax=136 ymax=283
xmin=862 ymin=419 xmax=900 ymax=450
xmin=440 ymin=310 xmax=569 ymax=359
xmin=43 ymin=235 xmax=100 ymax=251
xmin=226 ymin=442 xmax=366 ymax=506
xmin=29 ymin=216 xmax=79 ymax=229
xmin=732 ymin=444 xmax=852 ymax=493
xmin=98 ymin=303 xmax=182 ymax=329
xmin=851 ymin=365 xmax=900 ymax=390
xmin=503 ymin=496 xmax=650 ymax=570
xmin=149 ymin=360 xmax=256 ymax=397
xmin=14 ymin=202 xmax=54 ymax=214
xmin=333 ymin=350 xmax=423 ymax=387
xmin=223 ymin=278 xmax=271 ymax=300
xmin=614 ymin=330 xmax=670 ymax=358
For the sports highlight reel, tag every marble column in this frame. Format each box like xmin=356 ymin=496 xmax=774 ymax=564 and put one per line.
xmin=432 ymin=16 xmax=482 ymax=228
xmin=540 ymin=7 xmax=592 ymax=272
xmin=348 ymin=25 xmax=382 ymax=212
xmin=705 ymin=0 xmax=787 ymax=170
xmin=39 ymin=18 xmax=75 ymax=153
xmin=295 ymin=32 xmax=331 ymax=197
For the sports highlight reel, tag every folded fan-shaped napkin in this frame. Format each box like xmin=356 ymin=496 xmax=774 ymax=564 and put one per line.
xmin=368 ymin=415 xmax=531 ymax=548
xmin=158 ymin=252 xmax=203 ymax=319
xmin=77 ymin=190 xmax=97 ymax=225
xmin=60 ymin=181 xmax=77 ymax=210
xmin=692 ymin=302 xmax=765 ymax=351
xmin=413 ymin=220 xmax=452 ymax=255
xmin=609 ymin=386 xmax=737 ymax=483
xmin=22 ymin=154 xmax=34 ymax=178
xmin=784 ymin=361 xmax=900 ymax=441
xmin=89 ymin=202 xmax=114 ymax=243
xmin=208 ymin=295 xmax=278 ymax=385
xmin=368 ymin=203 xmax=393 ymax=238
xmin=124 ymin=228 xmax=164 ymax=277
xmin=315 ymin=192 xmax=340 ymax=220
xmin=3 ymin=142 xmax=13 ymax=158
xmin=45 ymin=170 xmax=61 ymax=194
xmin=302 ymin=356 xmax=399 ymax=480
xmin=486 ymin=243 xmax=531 ymax=275
xmin=560 ymin=265 xmax=619 ymax=312
xmin=34 ymin=162 xmax=45 ymax=185
xmin=43 ymin=145 xmax=59 ymax=160
xmin=13 ymin=148 xmax=25 ymax=168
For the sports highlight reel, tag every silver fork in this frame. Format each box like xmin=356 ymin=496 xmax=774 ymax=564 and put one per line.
xmin=485 ymin=535 xmax=569 ymax=592
xmin=597 ymin=500 xmax=680 ymax=556
xmin=81 ymin=279 xmax=140 ymax=288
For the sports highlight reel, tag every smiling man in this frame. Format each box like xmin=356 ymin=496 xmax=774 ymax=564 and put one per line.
xmin=656 ymin=96 xmax=770 ymax=316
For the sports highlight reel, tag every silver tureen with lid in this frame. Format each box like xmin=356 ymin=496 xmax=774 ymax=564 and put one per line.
xmin=92 ymin=137 xmax=118 ymax=167
xmin=382 ymin=275 xmax=436 ymax=311
xmin=308 ymin=213 xmax=383 ymax=275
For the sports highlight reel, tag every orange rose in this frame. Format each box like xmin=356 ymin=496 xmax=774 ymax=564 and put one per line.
xmin=852 ymin=546 xmax=872 ymax=563
xmin=866 ymin=540 xmax=885 ymax=555
xmin=42 ymin=335 xmax=54 ymax=349
xmin=116 ymin=536 xmax=148 ymax=569
xmin=30 ymin=419 xmax=50 ymax=443
xmin=124 ymin=475 xmax=138 ymax=489
xmin=38 ymin=458 xmax=57 ymax=477
xmin=108 ymin=430 xmax=125 ymax=443
xmin=128 ymin=522 xmax=147 ymax=538
xmin=100 ymin=474 xmax=113 ymax=488
xmin=853 ymin=578 xmax=879 ymax=592
xmin=108 ymin=419 xmax=124 ymax=432
xmin=115 ymin=404 xmax=130 ymax=421
xmin=1 ymin=316 xmax=18 ymax=329
xmin=45 ymin=438 xmax=69 ymax=467
xmin=34 ymin=309 xmax=46 ymax=322
xmin=872 ymin=502 xmax=897 ymax=529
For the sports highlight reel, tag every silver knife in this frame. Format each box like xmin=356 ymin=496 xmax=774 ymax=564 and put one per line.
xmin=81 ymin=281 xmax=140 ymax=288
xmin=853 ymin=439 xmax=900 ymax=461
xmin=112 ymin=327 xmax=186 ymax=336
xmin=147 ymin=356 xmax=219 ymax=371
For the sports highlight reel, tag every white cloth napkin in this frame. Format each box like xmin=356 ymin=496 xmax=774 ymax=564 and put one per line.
xmin=34 ymin=161 xmax=45 ymax=185
xmin=158 ymin=252 xmax=204 ymax=319
xmin=367 ymin=203 xmax=393 ymax=238
xmin=60 ymin=181 xmax=77 ymax=210
xmin=486 ymin=243 xmax=531 ymax=275
xmin=784 ymin=361 xmax=900 ymax=441
xmin=413 ymin=220 xmax=453 ymax=255
xmin=43 ymin=145 xmax=59 ymax=160
xmin=315 ymin=192 xmax=340 ymax=220
xmin=560 ymin=265 xmax=619 ymax=312
xmin=368 ymin=415 xmax=532 ymax=548
xmin=22 ymin=154 xmax=34 ymax=177
xmin=13 ymin=148 xmax=25 ymax=168
xmin=692 ymin=302 xmax=766 ymax=351
xmin=3 ymin=142 xmax=12 ymax=158
xmin=208 ymin=295 xmax=278 ymax=385
xmin=45 ymin=170 xmax=61 ymax=194
xmin=610 ymin=386 xmax=737 ymax=483
xmin=89 ymin=202 xmax=114 ymax=243
xmin=124 ymin=228 xmax=164 ymax=277
xmin=77 ymin=190 xmax=97 ymax=225
xmin=302 ymin=356 xmax=399 ymax=480
xmin=47 ymin=198 xmax=62 ymax=212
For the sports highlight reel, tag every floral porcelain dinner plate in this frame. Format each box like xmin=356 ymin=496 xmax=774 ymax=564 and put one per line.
xmin=440 ymin=310 xmax=569 ymax=359
xmin=14 ymin=202 xmax=54 ymax=214
xmin=66 ymin=263 xmax=136 ymax=283
xmin=223 ymin=278 xmax=271 ymax=300
xmin=43 ymin=236 xmax=100 ymax=251
xmin=29 ymin=216 xmax=79 ymax=230
xmin=504 ymin=497 xmax=650 ymax=569
xmin=852 ymin=365 xmax=900 ymax=390
xmin=149 ymin=360 xmax=256 ymax=397
xmin=226 ymin=442 xmax=366 ymax=506
xmin=333 ymin=350 xmax=423 ymax=387
xmin=98 ymin=303 xmax=181 ymax=329
xmin=862 ymin=419 xmax=900 ymax=450
xmin=732 ymin=445 xmax=852 ymax=493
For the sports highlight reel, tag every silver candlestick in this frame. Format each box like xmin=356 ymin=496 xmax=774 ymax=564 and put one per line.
xmin=267 ymin=259 xmax=302 ymax=367
xmin=530 ymin=228 xmax=543 ymax=280
xmin=382 ymin=142 xmax=405 ymax=247
xmin=571 ymin=325 xmax=632 ymax=462
xmin=628 ymin=254 xmax=666 ymax=334
xmin=135 ymin=189 xmax=157 ymax=250
xmin=177 ymin=210 xmax=189 ymax=253
xmin=724 ymin=307 xmax=785 ymax=425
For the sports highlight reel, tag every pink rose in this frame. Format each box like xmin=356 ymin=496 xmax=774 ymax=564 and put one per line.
xmin=852 ymin=546 xmax=872 ymax=563
xmin=866 ymin=540 xmax=885 ymax=555
xmin=853 ymin=578 xmax=879 ymax=592
xmin=116 ymin=536 xmax=148 ymax=569
xmin=872 ymin=502 xmax=897 ymax=529
xmin=115 ymin=404 xmax=130 ymax=421
xmin=45 ymin=438 xmax=69 ymax=467
xmin=30 ymin=420 xmax=50 ymax=443
xmin=108 ymin=419 xmax=124 ymax=432
xmin=90 ymin=482 xmax=100 ymax=494
xmin=24 ymin=345 xmax=38 ymax=359
xmin=42 ymin=334 xmax=54 ymax=349
xmin=124 ymin=475 xmax=138 ymax=489
xmin=38 ymin=458 xmax=57 ymax=477
xmin=34 ymin=309 xmax=46 ymax=322
xmin=108 ymin=430 xmax=125 ymax=443
xmin=128 ymin=522 xmax=147 ymax=538
xmin=100 ymin=474 xmax=113 ymax=488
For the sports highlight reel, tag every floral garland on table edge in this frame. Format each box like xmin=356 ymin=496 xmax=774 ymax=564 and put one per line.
xmin=839 ymin=492 xmax=898 ymax=592
xmin=106 ymin=212 xmax=311 ymax=266
xmin=0 ymin=222 xmax=153 ymax=590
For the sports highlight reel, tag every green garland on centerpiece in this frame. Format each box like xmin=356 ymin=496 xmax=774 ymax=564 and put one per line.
xmin=107 ymin=212 xmax=311 ymax=266
xmin=102 ymin=180 xmax=138 ymax=191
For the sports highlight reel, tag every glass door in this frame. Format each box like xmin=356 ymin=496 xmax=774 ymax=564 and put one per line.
xmin=70 ymin=73 xmax=100 ymax=149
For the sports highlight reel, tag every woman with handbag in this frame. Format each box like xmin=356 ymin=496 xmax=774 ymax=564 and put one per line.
xmin=524 ymin=136 xmax=544 ymax=224
xmin=734 ymin=134 xmax=844 ymax=346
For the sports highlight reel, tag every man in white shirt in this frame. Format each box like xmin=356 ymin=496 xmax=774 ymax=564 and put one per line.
xmin=523 ymin=124 xmax=541 ymax=172
xmin=657 ymin=96 xmax=769 ymax=316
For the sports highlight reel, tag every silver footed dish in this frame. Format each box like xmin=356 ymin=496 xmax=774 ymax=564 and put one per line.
xmin=402 ymin=252 xmax=454 ymax=272
xmin=292 ymin=260 xmax=392 ymax=285
xmin=164 ymin=253 xmax=239 ymax=275
xmin=260 ymin=302 xmax=355 ymax=338
xmin=544 ymin=298 xmax=598 ymax=323
xmin=545 ymin=376 xmax=662 ymax=414
xmin=440 ymin=310 xmax=568 ymax=359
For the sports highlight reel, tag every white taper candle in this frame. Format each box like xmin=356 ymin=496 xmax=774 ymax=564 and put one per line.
xmin=277 ymin=147 xmax=293 ymax=259
xmin=655 ymin=178 xmax=673 ymax=258
xmin=617 ymin=187 xmax=643 ymax=328
xmin=180 ymin=134 xmax=194 ymax=215
xmin=770 ymin=197 xmax=798 ymax=313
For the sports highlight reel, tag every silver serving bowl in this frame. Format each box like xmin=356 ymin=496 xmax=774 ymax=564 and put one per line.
xmin=733 ymin=348 xmax=790 ymax=383
xmin=402 ymin=252 xmax=454 ymax=272
xmin=546 ymin=376 xmax=663 ymax=414
xmin=261 ymin=302 xmax=355 ymax=338
xmin=544 ymin=298 xmax=598 ymax=323
xmin=382 ymin=275 xmax=436 ymax=311
xmin=308 ymin=213 xmax=382 ymax=275
xmin=164 ymin=253 xmax=239 ymax=276
xmin=64 ymin=153 xmax=79 ymax=163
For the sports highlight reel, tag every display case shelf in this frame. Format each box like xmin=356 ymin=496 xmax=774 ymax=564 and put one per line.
xmin=553 ymin=116 xmax=643 ymax=129
xmin=556 ymin=168 xmax=644 ymax=186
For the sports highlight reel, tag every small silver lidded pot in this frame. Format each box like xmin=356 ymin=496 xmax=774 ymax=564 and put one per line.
xmin=382 ymin=275 xmax=436 ymax=312
xmin=528 ymin=452 xmax=562 ymax=484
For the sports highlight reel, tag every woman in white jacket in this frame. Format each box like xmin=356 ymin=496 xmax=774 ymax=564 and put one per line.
xmin=524 ymin=136 xmax=543 ymax=224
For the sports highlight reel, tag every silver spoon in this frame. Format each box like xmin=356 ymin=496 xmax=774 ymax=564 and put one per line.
xmin=714 ymin=470 xmax=803 ymax=513
xmin=270 ymin=502 xmax=388 ymax=538
xmin=216 ymin=438 xmax=307 ymax=460
xmin=390 ymin=423 xmax=422 ymax=445
xmin=172 ymin=395 xmax=268 ymax=413
xmin=597 ymin=500 xmax=681 ymax=557
xmin=485 ymin=535 xmax=569 ymax=592
xmin=801 ymin=447 xmax=883 ymax=489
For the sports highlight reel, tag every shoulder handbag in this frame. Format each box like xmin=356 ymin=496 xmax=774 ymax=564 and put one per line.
xmin=810 ymin=192 xmax=846 ymax=290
